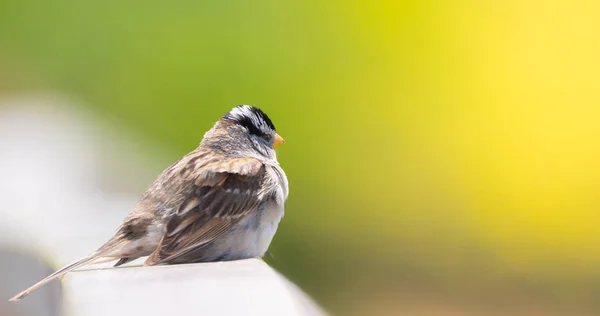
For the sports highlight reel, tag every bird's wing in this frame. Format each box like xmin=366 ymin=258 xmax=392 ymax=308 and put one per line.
xmin=145 ymin=157 xmax=265 ymax=265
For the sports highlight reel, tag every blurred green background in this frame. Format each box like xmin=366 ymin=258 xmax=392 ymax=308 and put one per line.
xmin=1 ymin=0 xmax=600 ymax=315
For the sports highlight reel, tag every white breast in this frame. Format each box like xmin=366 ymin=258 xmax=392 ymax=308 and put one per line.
xmin=209 ymin=200 xmax=284 ymax=260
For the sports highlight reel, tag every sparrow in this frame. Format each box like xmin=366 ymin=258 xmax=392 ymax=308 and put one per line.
xmin=10 ymin=105 xmax=289 ymax=301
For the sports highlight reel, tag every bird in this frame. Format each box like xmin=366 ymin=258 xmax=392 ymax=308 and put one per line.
xmin=9 ymin=105 xmax=288 ymax=301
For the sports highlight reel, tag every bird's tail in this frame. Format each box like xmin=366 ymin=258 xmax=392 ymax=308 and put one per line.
xmin=9 ymin=239 xmax=126 ymax=301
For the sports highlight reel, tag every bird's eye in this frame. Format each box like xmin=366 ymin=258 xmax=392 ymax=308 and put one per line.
xmin=261 ymin=134 xmax=272 ymax=142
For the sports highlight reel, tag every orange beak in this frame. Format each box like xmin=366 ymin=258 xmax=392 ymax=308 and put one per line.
xmin=273 ymin=133 xmax=285 ymax=148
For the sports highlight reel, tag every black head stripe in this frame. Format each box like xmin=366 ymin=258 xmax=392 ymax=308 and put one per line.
xmin=222 ymin=105 xmax=276 ymax=135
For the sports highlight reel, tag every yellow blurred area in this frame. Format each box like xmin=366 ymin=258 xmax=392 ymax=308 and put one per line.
xmin=1 ymin=0 xmax=600 ymax=314
xmin=307 ymin=0 xmax=600 ymax=265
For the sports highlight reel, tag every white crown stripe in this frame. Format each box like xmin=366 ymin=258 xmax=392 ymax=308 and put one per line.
xmin=226 ymin=105 xmax=274 ymax=131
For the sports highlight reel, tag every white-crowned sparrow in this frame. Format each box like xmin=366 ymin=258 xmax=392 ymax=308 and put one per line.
xmin=10 ymin=105 xmax=289 ymax=301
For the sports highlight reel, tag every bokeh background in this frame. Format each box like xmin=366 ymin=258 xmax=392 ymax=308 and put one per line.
xmin=1 ymin=1 xmax=600 ymax=315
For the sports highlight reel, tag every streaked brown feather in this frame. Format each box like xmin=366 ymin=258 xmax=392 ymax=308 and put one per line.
xmin=145 ymin=157 xmax=265 ymax=265
xmin=113 ymin=257 xmax=134 ymax=267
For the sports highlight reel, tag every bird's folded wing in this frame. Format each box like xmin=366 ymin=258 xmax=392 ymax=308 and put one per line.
xmin=145 ymin=158 xmax=265 ymax=265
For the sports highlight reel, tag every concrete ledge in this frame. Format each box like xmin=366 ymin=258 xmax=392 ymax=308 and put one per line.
xmin=63 ymin=259 xmax=326 ymax=316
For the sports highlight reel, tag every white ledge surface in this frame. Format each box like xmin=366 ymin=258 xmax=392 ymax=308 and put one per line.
xmin=63 ymin=259 xmax=326 ymax=316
